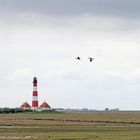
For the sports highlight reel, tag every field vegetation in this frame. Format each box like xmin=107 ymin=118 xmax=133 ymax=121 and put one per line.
xmin=0 ymin=111 xmax=140 ymax=139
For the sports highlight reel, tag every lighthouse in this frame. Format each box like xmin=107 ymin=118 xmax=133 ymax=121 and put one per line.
xmin=32 ymin=77 xmax=38 ymax=110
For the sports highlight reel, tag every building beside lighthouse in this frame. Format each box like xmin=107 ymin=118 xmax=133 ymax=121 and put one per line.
xmin=20 ymin=101 xmax=31 ymax=110
xmin=39 ymin=101 xmax=51 ymax=110
xmin=20 ymin=77 xmax=51 ymax=111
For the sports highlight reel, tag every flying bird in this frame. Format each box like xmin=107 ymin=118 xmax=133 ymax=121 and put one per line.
xmin=75 ymin=57 xmax=81 ymax=60
xmin=88 ymin=57 xmax=94 ymax=62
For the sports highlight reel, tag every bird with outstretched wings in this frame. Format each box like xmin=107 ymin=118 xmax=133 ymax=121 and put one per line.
xmin=75 ymin=57 xmax=81 ymax=60
xmin=88 ymin=57 xmax=94 ymax=62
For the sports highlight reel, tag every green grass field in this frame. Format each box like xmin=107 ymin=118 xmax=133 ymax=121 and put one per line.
xmin=0 ymin=111 xmax=140 ymax=139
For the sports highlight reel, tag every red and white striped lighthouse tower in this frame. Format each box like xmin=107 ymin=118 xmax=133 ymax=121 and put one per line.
xmin=32 ymin=77 xmax=38 ymax=110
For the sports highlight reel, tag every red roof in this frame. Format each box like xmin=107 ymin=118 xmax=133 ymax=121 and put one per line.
xmin=40 ymin=101 xmax=50 ymax=108
xmin=20 ymin=101 xmax=31 ymax=109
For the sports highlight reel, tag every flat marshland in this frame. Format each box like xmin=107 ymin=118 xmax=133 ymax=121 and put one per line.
xmin=0 ymin=111 xmax=140 ymax=139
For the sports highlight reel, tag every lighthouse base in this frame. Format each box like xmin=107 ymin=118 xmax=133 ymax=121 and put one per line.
xmin=32 ymin=107 xmax=38 ymax=111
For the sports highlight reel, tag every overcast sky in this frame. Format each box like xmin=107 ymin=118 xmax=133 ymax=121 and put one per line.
xmin=1 ymin=0 xmax=140 ymax=110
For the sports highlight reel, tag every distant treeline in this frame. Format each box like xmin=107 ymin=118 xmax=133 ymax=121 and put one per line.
xmin=0 ymin=108 xmax=32 ymax=114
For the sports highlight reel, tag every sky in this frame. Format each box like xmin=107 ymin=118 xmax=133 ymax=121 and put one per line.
xmin=0 ymin=0 xmax=140 ymax=110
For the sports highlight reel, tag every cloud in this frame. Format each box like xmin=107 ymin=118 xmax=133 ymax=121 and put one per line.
xmin=10 ymin=68 xmax=33 ymax=79
xmin=0 ymin=0 xmax=140 ymax=19
xmin=0 ymin=0 xmax=140 ymax=109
